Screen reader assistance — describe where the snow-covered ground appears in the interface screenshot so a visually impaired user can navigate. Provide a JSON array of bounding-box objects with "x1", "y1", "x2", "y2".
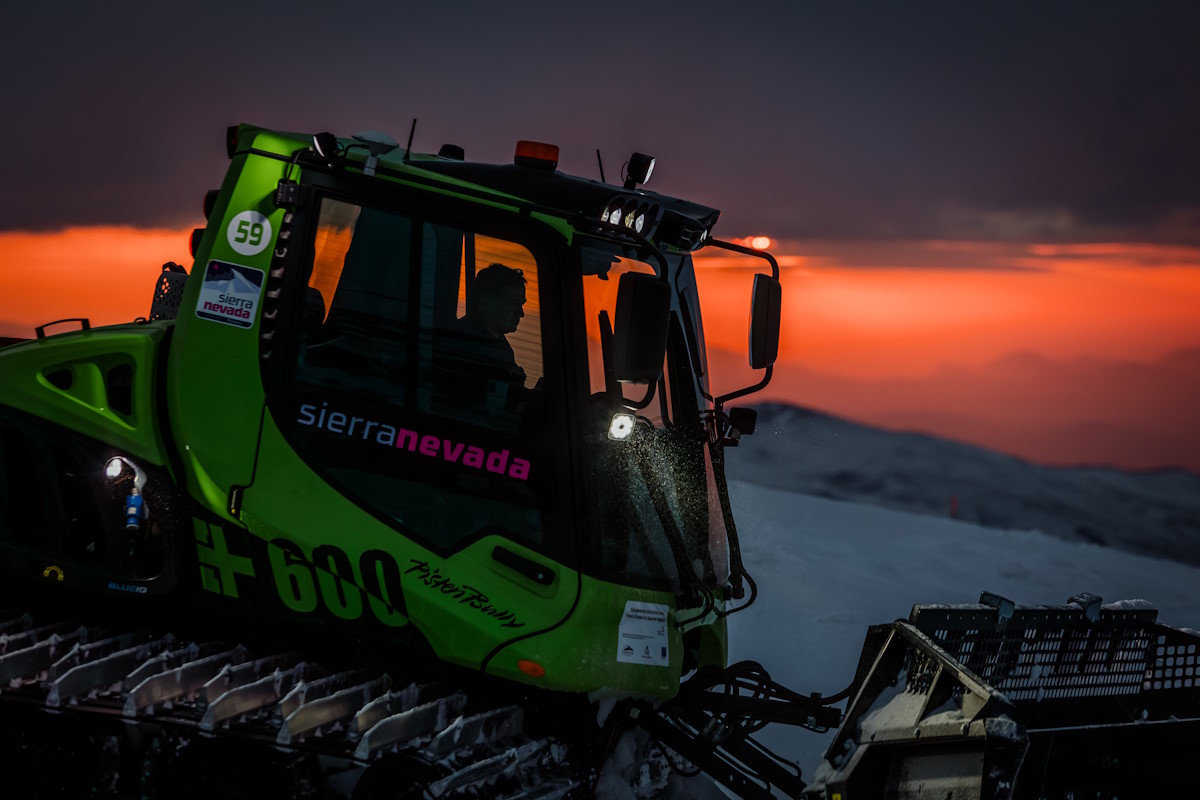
[
  {"x1": 724, "y1": 479, "x2": 1200, "y2": 785},
  {"x1": 622, "y1": 406, "x2": 1200, "y2": 795}
]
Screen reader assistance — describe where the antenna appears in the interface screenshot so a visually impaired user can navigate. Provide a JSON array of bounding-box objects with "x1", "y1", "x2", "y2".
[
  {"x1": 404, "y1": 118, "x2": 417, "y2": 163},
  {"x1": 596, "y1": 149, "x2": 607, "y2": 183}
]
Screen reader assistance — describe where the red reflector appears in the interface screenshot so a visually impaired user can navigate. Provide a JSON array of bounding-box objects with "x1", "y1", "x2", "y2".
[
  {"x1": 514, "y1": 140, "x2": 559, "y2": 170},
  {"x1": 517, "y1": 659, "x2": 546, "y2": 678},
  {"x1": 190, "y1": 228, "x2": 205, "y2": 257}
]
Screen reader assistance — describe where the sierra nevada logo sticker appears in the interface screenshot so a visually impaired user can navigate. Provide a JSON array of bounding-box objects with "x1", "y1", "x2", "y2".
[{"x1": 196, "y1": 260, "x2": 265, "y2": 329}]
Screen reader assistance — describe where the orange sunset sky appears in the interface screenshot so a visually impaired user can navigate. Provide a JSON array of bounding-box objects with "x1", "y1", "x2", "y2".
[
  {"x1": 4, "y1": 3, "x2": 1197, "y2": 473},
  {"x1": 2, "y1": 227, "x2": 1197, "y2": 472}
]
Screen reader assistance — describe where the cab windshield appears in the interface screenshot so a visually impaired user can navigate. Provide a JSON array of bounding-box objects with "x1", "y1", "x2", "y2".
[{"x1": 577, "y1": 239, "x2": 731, "y2": 594}]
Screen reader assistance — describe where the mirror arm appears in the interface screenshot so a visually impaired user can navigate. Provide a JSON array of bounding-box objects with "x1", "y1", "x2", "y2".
[
  {"x1": 700, "y1": 238, "x2": 780, "y2": 411},
  {"x1": 712, "y1": 364, "x2": 773, "y2": 411},
  {"x1": 704, "y1": 237, "x2": 780, "y2": 280}
]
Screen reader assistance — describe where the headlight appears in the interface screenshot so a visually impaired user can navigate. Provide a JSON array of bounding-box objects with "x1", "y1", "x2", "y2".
[
  {"x1": 608, "y1": 413, "x2": 636, "y2": 441},
  {"x1": 105, "y1": 457, "x2": 127, "y2": 481},
  {"x1": 104, "y1": 455, "x2": 147, "y2": 491}
]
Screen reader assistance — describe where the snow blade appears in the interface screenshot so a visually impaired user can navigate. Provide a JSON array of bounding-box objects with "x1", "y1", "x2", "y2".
[{"x1": 808, "y1": 596, "x2": 1200, "y2": 799}]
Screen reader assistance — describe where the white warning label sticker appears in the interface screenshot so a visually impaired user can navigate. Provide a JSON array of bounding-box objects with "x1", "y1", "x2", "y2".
[{"x1": 617, "y1": 601, "x2": 670, "y2": 667}]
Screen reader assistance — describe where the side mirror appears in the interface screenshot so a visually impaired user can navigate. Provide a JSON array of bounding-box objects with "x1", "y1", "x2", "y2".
[
  {"x1": 612, "y1": 272, "x2": 671, "y2": 383},
  {"x1": 749, "y1": 273, "x2": 781, "y2": 370}
]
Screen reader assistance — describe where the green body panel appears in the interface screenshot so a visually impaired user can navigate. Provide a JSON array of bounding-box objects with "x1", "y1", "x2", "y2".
[
  {"x1": 0, "y1": 324, "x2": 170, "y2": 466},
  {"x1": 167, "y1": 141, "x2": 293, "y2": 519},
  {"x1": 239, "y1": 410, "x2": 683, "y2": 698},
  {"x1": 486, "y1": 574, "x2": 689, "y2": 699},
  {"x1": 695, "y1": 612, "x2": 730, "y2": 670},
  {"x1": 241, "y1": 411, "x2": 576, "y2": 661},
  {"x1": 0, "y1": 123, "x2": 746, "y2": 707}
]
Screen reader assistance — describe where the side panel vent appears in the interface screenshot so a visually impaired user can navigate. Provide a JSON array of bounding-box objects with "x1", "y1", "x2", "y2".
[
  {"x1": 46, "y1": 369, "x2": 73, "y2": 390},
  {"x1": 106, "y1": 363, "x2": 133, "y2": 416},
  {"x1": 40, "y1": 356, "x2": 138, "y2": 421}
]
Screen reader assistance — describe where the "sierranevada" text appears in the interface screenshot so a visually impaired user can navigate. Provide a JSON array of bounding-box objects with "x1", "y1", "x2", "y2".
[{"x1": 297, "y1": 401, "x2": 531, "y2": 480}]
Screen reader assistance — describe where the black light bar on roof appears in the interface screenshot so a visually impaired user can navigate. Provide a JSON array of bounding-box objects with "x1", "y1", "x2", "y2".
[{"x1": 600, "y1": 196, "x2": 661, "y2": 237}]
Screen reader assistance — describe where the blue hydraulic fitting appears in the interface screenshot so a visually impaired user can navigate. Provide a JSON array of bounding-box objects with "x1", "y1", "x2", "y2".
[{"x1": 124, "y1": 489, "x2": 145, "y2": 532}]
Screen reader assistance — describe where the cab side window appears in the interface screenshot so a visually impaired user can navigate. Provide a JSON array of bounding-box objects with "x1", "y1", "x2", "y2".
[
  {"x1": 281, "y1": 196, "x2": 558, "y2": 555},
  {"x1": 294, "y1": 198, "x2": 545, "y2": 436},
  {"x1": 299, "y1": 202, "x2": 411, "y2": 402}
]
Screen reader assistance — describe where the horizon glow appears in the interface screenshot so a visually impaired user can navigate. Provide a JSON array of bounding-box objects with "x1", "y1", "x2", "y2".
[
  {"x1": 3, "y1": 226, "x2": 1199, "y2": 471},
  {"x1": 4, "y1": 227, "x2": 1199, "y2": 372}
]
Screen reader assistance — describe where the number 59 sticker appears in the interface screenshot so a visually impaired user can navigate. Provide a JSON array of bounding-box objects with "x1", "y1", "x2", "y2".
[{"x1": 226, "y1": 210, "x2": 273, "y2": 256}]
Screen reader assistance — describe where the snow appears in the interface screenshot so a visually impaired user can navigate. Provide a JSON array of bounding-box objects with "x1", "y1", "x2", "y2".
[
  {"x1": 1104, "y1": 598, "x2": 1155, "y2": 610},
  {"x1": 722, "y1": 478, "x2": 1200, "y2": 787},
  {"x1": 619, "y1": 407, "x2": 1200, "y2": 795},
  {"x1": 854, "y1": 670, "x2": 918, "y2": 740}
]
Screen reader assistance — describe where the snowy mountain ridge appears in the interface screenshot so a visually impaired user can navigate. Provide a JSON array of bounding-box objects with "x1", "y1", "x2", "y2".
[{"x1": 726, "y1": 403, "x2": 1200, "y2": 568}]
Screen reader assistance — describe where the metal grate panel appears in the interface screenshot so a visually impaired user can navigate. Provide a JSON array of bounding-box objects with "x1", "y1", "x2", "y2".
[
  {"x1": 1147, "y1": 625, "x2": 1199, "y2": 693},
  {"x1": 149, "y1": 267, "x2": 188, "y2": 321},
  {"x1": 910, "y1": 603, "x2": 1156, "y2": 701}
]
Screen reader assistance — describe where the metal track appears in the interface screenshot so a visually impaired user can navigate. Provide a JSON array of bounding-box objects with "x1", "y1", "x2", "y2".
[{"x1": 0, "y1": 611, "x2": 580, "y2": 799}]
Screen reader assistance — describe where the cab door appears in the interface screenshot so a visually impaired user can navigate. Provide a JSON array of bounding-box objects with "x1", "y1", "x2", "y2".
[{"x1": 239, "y1": 186, "x2": 582, "y2": 674}]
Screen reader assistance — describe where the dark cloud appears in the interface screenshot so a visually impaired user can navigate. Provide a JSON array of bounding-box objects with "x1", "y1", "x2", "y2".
[{"x1": 3, "y1": 1, "x2": 1197, "y2": 243}]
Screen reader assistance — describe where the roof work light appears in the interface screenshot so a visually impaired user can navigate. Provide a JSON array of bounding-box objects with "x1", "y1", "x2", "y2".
[
  {"x1": 600, "y1": 197, "x2": 660, "y2": 238},
  {"x1": 624, "y1": 153, "x2": 655, "y2": 189}
]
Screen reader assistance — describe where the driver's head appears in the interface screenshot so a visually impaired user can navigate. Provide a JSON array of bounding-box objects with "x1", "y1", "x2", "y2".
[{"x1": 471, "y1": 263, "x2": 527, "y2": 336}]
